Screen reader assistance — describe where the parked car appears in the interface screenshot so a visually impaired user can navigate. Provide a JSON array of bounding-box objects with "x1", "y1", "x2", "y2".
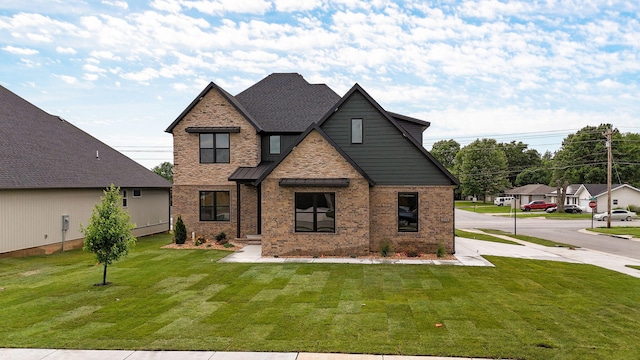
[
  {"x1": 546, "y1": 204, "x2": 583, "y2": 214},
  {"x1": 494, "y1": 196, "x2": 514, "y2": 206},
  {"x1": 593, "y1": 209, "x2": 638, "y2": 221},
  {"x1": 520, "y1": 200, "x2": 556, "y2": 212}
]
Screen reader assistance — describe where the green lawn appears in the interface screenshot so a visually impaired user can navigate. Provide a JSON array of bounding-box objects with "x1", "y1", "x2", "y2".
[
  {"x1": 1, "y1": 234, "x2": 639, "y2": 359},
  {"x1": 479, "y1": 229, "x2": 576, "y2": 248},
  {"x1": 588, "y1": 227, "x2": 640, "y2": 237}
]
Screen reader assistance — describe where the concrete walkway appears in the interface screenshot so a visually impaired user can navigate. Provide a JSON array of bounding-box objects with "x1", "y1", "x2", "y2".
[
  {"x1": 0, "y1": 349, "x2": 491, "y2": 360},
  {"x1": 220, "y1": 235, "x2": 640, "y2": 278}
]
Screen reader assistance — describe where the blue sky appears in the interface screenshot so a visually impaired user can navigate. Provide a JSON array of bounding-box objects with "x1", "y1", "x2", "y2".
[{"x1": 1, "y1": 0, "x2": 639, "y2": 169}]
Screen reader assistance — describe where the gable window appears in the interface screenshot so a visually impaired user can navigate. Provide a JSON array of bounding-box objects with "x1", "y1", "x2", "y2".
[
  {"x1": 351, "y1": 118, "x2": 363, "y2": 144},
  {"x1": 200, "y1": 133, "x2": 230, "y2": 163},
  {"x1": 200, "y1": 191, "x2": 230, "y2": 221},
  {"x1": 398, "y1": 192, "x2": 418, "y2": 232},
  {"x1": 295, "y1": 192, "x2": 335, "y2": 232},
  {"x1": 270, "y1": 135, "x2": 281, "y2": 155}
]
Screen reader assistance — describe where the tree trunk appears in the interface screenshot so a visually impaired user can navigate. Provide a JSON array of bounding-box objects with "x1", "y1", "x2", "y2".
[{"x1": 102, "y1": 264, "x2": 108, "y2": 285}]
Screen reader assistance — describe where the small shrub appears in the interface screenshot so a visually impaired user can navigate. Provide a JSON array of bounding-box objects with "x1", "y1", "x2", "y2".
[
  {"x1": 628, "y1": 204, "x2": 639, "y2": 213},
  {"x1": 379, "y1": 240, "x2": 392, "y2": 257},
  {"x1": 215, "y1": 232, "x2": 228, "y2": 244},
  {"x1": 174, "y1": 216, "x2": 186, "y2": 245},
  {"x1": 405, "y1": 247, "x2": 419, "y2": 258},
  {"x1": 195, "y1": 236, "x2": 206, "y2": 246},
  {"x1": 223, "y1": 243, "x2": 235, "y2": 248},
  {"x1": 437, "y1": 244, "x2": 446, "y2": 258}
]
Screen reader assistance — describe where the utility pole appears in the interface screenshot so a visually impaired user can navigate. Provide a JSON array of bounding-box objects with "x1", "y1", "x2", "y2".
[{"x1": 604, "y1": 127, "x2": 613, "y2": 229}]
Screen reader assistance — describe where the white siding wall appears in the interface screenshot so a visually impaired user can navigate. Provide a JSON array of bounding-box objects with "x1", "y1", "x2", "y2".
[{"x1": 0, "y1": 188, "x2": 170, "y2": 254}]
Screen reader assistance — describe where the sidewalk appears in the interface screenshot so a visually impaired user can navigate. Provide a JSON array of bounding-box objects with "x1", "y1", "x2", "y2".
[{"x1": 0, "y1": 349, "x2": 491, "y2": 360}]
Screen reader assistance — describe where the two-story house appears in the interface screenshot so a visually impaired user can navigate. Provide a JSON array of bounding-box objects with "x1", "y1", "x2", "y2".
[{"x1": 166, "y1": 73, "x2": 458, "y2": 256}]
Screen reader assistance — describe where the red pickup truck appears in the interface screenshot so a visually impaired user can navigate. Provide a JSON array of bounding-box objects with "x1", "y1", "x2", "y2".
[{"x1": 520, "y1": 200, "x2": 556, "y2": 212}]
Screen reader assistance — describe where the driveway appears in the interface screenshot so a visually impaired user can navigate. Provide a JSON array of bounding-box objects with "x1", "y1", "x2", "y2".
[{"x1": 455, "y1": 209, "x2": 640, "y2": 260}]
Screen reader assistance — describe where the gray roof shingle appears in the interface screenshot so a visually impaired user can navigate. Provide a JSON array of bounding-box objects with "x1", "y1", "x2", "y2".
[
  {"x1": 235, "y1": 73, "x2": 340, "y2": 132},
  {"x1": 0, "y1": 85, "x2": 171, "y2": 189}
]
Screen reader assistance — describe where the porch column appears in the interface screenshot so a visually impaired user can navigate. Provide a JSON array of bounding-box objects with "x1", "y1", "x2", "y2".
[
  {"x1": 257, "y1": 184, "x2": 262, "y2": 235},
  {"x1": 236, "y1": 182, "x2": 241, "y2": 239}
]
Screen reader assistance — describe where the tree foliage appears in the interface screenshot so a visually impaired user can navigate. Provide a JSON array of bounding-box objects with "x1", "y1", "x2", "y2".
[
  {"x1": 430, "y1": 139, "x2": 460, "y2": 171},
  {"x1": 82, "y1": 184, "x2": 136, "y2": 285},
  {"x1": 454, "y1": 139, "x2": 510, "y2": 200},
  {"x1": 552, "y1": 124, "x2": 610, "y2": 185},
  {"x1": 152, "y1": 161, "x2": 174, "y2": 182},
  {"x1": 499, "y1": 141, "x2": 542, "y2": 186}
]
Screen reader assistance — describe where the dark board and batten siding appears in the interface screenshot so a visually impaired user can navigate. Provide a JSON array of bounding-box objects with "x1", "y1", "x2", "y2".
[
  {"x1": 321, "y1": 91, "x2": 452, "y2": 186},
  {"x1": 261, "y1": 134, "x2": 299, "y2": 162}
]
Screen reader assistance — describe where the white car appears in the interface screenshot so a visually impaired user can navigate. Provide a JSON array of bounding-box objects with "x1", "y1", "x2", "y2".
[
  {"x1": 593, "y1": 209, "x2": 638, "y2": 222},
  {"x1": 494, "y1": 196, "x2": 514, "y2": 206}
]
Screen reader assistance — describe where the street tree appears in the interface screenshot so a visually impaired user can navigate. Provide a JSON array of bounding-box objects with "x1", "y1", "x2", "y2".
[
  {"x1": 152, "y1": 161, "x2": 173, "y2": 182},
  {"x1": 552, "y1": 125, "x2": 610, "y2": 185},
  {"x1": 430, "y1": 139, "x2": 460, "y2": 171},
  {"x1": 82, "y1": 184, "x2": 136, "y2": 286},
  {"x1": 499, "y1": 141, "x2": 542, "y2": 186},
  {"x1": 454, "y1": 138, "x2": 510, "y2": 202}
]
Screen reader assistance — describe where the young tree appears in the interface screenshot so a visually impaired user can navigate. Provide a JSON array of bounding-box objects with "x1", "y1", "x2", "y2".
[
  {"x1": 152, "y1": 161, "x2": 173, "y2": 182},
  {"x1": 82, "y1": 184, "x2": 136, "y2": 286}
]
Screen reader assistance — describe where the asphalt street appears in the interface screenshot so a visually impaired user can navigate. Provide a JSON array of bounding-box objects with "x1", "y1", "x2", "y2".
[{"x1": 455, "y1": 208, "x2": 640, "y2": 260}]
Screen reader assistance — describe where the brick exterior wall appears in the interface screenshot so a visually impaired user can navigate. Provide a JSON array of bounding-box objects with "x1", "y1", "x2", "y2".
[
  {"x1": 261, "y1": 130, "x2": 370, "y2": 256},
  {"x1": 369, "y1": 186, "x2": 455, "y2": 254},
  {"x1": 170, "y1": 87, "x2": 260, "y2": 241}
]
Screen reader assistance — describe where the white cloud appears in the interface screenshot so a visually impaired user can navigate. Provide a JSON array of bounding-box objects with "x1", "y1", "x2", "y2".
[
  {"x1": 89, "y1": 50, "x2": 121, "y2": 60},
  {"x1": 102, "y1": 0, "x2": 129, "y2": 9},
  {"x1": 56, "y1": 46, "x2": 77, "y2": 54},
  {"x1": 120, "y1": 67, "x2": 160, "y2": 82},
  {"x1": 275, "y1": 0, "x2": 323, "y2": 12},
  {"x1": 53, "y1": 74, "x2": 78, "y2": 84},
  {"x1": 184, "y1": 0, "x2": 272, "y2": 15},
  {"x1": 2, "y1": 45, "x2": 38, "y2": 55},
  {"x1": 84, "y1": 73, "x2": 100, "y2": 81}
]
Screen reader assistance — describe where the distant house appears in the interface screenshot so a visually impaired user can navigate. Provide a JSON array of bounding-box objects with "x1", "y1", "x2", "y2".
[
  {"x1": 505, "y1": 184, "x2": 555, "y2": 204},
  {"x1": 573, "y1": 184, "x2": 640, "y2": 213},
  {"x1": 0, "y1": 85, "x2": 172, "y2": 257},
  {"x1": 166, "y1": 73, "x2": 458, "y2": 256},
  {"x1": 546, "y1": 184, "x2": 582, "y2": 206}
]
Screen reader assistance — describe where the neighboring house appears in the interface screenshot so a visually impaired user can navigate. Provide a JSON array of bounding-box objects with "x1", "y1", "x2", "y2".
[
  {"x1": 546, "y1": 184, "x2": 582, "y2": 206},
  {"x1": 166, "y1": 73, "x2": 459, "y2": 256},
  {"x1": 0, "y1": 85, "x2": 172, "y2": 257},
  {"x1": 505, "y1": 184, "x2": 555, "y2": 205},
  {"x1": 573, "y1": 184, "x2": 640, "y2": 213}
]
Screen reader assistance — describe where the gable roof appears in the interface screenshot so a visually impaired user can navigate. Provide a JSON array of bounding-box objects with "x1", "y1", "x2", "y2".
[
  {"x1": 254, "y1": 123, "x2": 375, "y2": 186},
  {"x1": 317, "y1": 84, "x2": 459, "y2": 186},
  {"x1": 235, "y1": 73, "x2": 340, "y2": 132},
  {"x1": 165, "y1": 81, "x2": 263, "y2": 133},
  {"x1": 576, "y1": 184, "x2": 632, "y2": 197},
  {"x1": 0, "y1": 85, "x2": 171, "y2": 190},
  {"x1": 506, "y1": 184, "x2": 555, "y2": 195}
]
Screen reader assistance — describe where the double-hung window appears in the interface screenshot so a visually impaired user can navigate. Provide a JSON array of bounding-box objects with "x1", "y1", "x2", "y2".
[
  {"x1": 200, "y1": 133, "x2": 230, "y2": 163},
  {"x1": 295, "y1": 193, "x2": 335, "y2": 232},
  {"x1": 200, "y1": 191, "x2": 230, "y2": 221},
  {"x1": 398, "y1": 192, "x2": 418, "y2": 232}
]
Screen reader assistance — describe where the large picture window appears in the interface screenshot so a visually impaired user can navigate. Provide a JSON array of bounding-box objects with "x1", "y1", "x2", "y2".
[
  {"x1": 295, "y1": 192, "x2": 335, "y2": 232},
  {"x1": 200, "y1": 191, "x2": 230, "y2": 221},
  {"x1": 200, "y1": 133, "x2": 230, "y2": 163},
  {"x1": 398, "y1": 192, "x2": 418, "y2": 232}
]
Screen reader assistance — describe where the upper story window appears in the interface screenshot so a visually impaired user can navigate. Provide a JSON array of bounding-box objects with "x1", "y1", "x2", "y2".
[
  {"x1": 200, "y1": 133, "x2": 230, "y2": 163},
  {"x1": 351, "y1": 118, "x2": 363, "y2": 144},
  {"x1": 122, "y1": 190, "x2": 128, "y2": 207},
  {"x1": 270, "y1": 135, "x2": 281, "y2": 155},
  {"x1": 133, "y1": 189, "x2": 141, "y2": 197}
]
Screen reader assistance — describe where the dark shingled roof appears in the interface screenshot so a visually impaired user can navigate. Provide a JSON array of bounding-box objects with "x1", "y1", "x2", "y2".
[
  {"x1": 235, "y1": 73, "x2": 340, "y2": 132},
  {"x1": 0, "y1": 85, "x2": 171, "y2": 190}
]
